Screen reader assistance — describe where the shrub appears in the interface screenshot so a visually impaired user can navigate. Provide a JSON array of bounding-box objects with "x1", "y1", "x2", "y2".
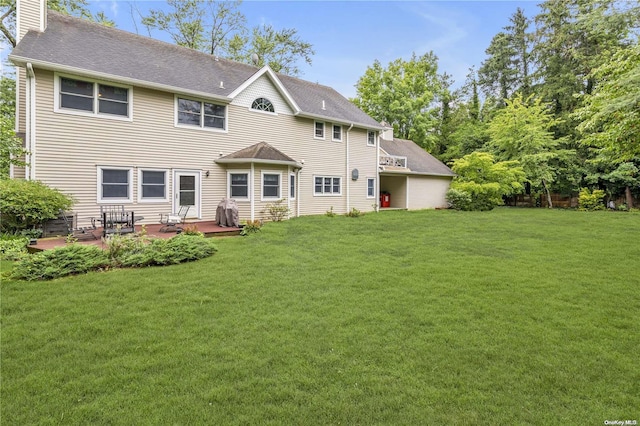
[
  {"x1": 181, "y1": 224, "x2": 204, "y2": 237},
  {"x1": 446, "y1": 188, "x2": 473, "y2": 210},
  {"x1": 120, "y1": 234, "x2": 217, "y2": 267},
  {"x1": 345, "y1": 207, "x2": 364, "y2": 217},
  {"x1": 240, "y1": 220, "x2": 262, "y2": 236},
  {"x1": 325, "y1": 207, "x2": 336, "y2": 217},
  {"x1": 263, "y1": 199, "x2": 290, "y2": 221},
  {"x1": 102, "y1": 233, "x2": 149, "y2": 265},
  {"x1": 11, "y1": 244, "x2": 110, "y2": 281},
  {"x1": 578, "y1": 188, "x2": 606, "y2": 211},
  {"x1": 0, "y1": 179, "x2": 73, "y2": 233},
  {"x1": 0, "y1": 234, "x2": 29, "y2": 261}
]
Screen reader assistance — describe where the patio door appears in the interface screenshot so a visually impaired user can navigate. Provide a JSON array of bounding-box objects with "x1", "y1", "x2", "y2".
[{"x1": 174, "y1": 171, "x2": 200, "y2": 218}]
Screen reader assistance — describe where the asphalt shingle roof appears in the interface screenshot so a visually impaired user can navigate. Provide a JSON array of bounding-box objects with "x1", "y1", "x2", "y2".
[
  {"x1": 218, "y1": 142, "x2": 298, "y2": 164},
  {"x1": 380, "y1": 138, "x2": 456, "y2": 177},
  {"x1": 10, "y1": 12, "x2": 381, "y2": 129}
]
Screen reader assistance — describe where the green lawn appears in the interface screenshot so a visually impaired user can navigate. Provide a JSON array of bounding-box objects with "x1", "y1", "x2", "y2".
[{"x1": 2, "y1": 208, "x2": 639, "y2": 424}]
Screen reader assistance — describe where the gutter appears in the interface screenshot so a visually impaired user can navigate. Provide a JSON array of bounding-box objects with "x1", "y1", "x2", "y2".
[
  {"x1": 215, "y1": 158, "x2": 303, "y2": 169},
  {"x1": 296, "y1": 111, "x2": 384, "y2": 132}
]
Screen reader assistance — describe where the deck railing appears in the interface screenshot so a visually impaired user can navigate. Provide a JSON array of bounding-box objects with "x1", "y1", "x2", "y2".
[{"x1": 379, "y1": 155, "x2": 407, "y2": 168}]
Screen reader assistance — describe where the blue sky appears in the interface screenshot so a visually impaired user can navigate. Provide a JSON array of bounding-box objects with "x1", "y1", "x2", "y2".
[{"x1": 5, "y1": 1, "x2": 541, "y2": 98}]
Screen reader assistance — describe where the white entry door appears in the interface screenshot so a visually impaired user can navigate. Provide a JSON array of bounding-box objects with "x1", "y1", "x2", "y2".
[{"x1": 174, "y1": 171, "x2": 200, "y2": 218}]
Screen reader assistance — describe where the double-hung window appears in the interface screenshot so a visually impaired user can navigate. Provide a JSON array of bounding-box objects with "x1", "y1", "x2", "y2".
[
  {"x1": 98, "y1": 167, "x2": 132, "y2": 202},
  {"x1": 367, "y1": 178, "x2": 376, "y2": 198},
  {"x1": 315, "y1": 121, "x2": 325, "y2": 139},
  {"x1": 262, "y1": 172, "x2": 281, "y2": 199},
  {"x1": 139, "y1": 169, "x2": 168, "y2": 202},
  {"x1": 332, "y1": 125, "x2": 342, "y2": 141},
  {"x1": 314, "y1": 176, "x2": 341, "y2": 195},
  {"x1": 58, "y1": 76, "x2": 130, "y2": 118},
  {"x1": 367, "y1": 131, "x2": 376, "y2": 146},
  {"x1": 229, "y1": 172, "x2": 249, "y2": 199},
  {"x1": 177, "y1": 97, "x2": 226, "y2": 130}
]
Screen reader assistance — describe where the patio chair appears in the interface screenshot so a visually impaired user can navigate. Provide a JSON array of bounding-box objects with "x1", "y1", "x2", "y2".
[
  {"x1": 102, "y1": 208, "x2": 136, "y2": 237},
  {"x1": 60, "y1": 210, "x2": 98, "y2": 240},
  {"x1": 159, "y1": 205, "x2": 190, "y2": 233}
]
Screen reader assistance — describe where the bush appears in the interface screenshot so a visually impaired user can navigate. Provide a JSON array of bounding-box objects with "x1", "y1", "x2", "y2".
[
  {"x1": 0, "y1": 179, "x2": 73, "y2": 233},
  {"x1": 0, "y1": 234, "x2": 29, "y2": 261},
  {"x1": 345, "y1": 207, "x2": 364, "y2": 217},
  {"x1": 325, "y1": 207, "x2": 336, "y2": 217},
  {"x1": 446, "y1": 186, "x2": 499, "y2": 211},
  {"x1": 578, "y1": 188, "x2": 606, "y2": 211},
  {"x1": 120, "y1": 234, "x2": 217, "y2": 267},
  {"x1": 263, "y1": 199, "x2": 290, "y2": 221},
  {"x1": 11, "y1": 244, "x2": 110, "y2": 281},
  {"x1": 240, "y1": 220, "x2": 262, "y2": 236}
]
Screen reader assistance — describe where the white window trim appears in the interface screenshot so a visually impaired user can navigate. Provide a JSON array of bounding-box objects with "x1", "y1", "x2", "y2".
[
  {"x1": 54, "y1": 73, "x2": 133, "y2": 121},
  {"x1": 289, "y1": 173, "x2": 296, "y2": 200},
  {"x1": 367, "y1": 131, "x2": 377, "y2": 146},
  {"x1": 138, "y1": 168, "x2": 170, "y2": 203},
  {"x1": 367, "y1": 177, "x2": 376, "y2": 198},
  {"x1": 313, "y1": 175, "x2": 342, "y2": 197},
  {"x1": 314, "y1": 121, "x2": 325, "y2": 140},
  {"x1": 332, "y1": 124, "x2": 343, "y2": 142},
  {"x1": 227, "y1": 169, "x2": 251, "y2": 201},
  {"x1": 261, "y1": 170, "x2": 282, "y2": 201},
  {"x1": 96, "y1": 166, "x2": 133, "y2": 203},
  {"x1": 174, "y1": 95, "x2": 228, "y2": 133}
]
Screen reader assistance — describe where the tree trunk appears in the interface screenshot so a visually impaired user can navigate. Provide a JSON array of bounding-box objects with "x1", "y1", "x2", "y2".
[
  {"x1": 542, "y1": 179, "x2": 553, "y2": 208},
  {"x1": 625, "y1": 185, "x2": 634, "y2": 209}
]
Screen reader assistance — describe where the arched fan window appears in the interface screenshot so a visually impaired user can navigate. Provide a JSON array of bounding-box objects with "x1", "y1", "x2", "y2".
[{"x1": 251, "y1": 97, "x2": 275, "y2": 113}]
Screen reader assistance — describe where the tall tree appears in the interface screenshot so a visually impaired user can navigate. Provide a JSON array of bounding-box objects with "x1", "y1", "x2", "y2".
[
  {"x1": 353, "y1": 52, "x2": 446, "y2": 151},
  {"x1": 487, "y1": 94, "x2": 572, "y2": 207},
  {"x1": 0, "y1": 75, "x2": 27, "y2": 178},
  {"x1": 0, "y1": 0, "x2": 113, "y2": 48},
  {"x1": 478, "y1": 32, "x2": 517, "y2": 101},
  {"x1": 226, "y1": 24, "x2": 314, "y2": 76},
  {"x1": 142, "y1": 0, "x2": 246, "y2": 56},
  {"x1": 142, "y1": 1, "x2": 313, "y2": 76},
  {"x1": 574, "y1": 41, "x2": 640, "y2": 206},
  {"x1": 505, "y1": 8, "x2": 534, "y2": 97}
]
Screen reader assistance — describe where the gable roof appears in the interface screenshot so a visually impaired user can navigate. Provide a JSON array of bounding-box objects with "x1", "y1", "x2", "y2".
[
  {"x1": 10, "y1": 11, "x2": 382, "y2": 130},
  {"x1": 380, "y1": 138, "x2": 456, "y2": 177},
  {"x1": 215, "y1": 142, "x2": 302, "y2": 168}
]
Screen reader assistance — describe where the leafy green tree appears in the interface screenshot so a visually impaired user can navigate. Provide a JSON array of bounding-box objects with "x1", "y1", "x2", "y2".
[
  {"x1": 447, "y1": 152, "x2": 525, "y2": 211},
  {"x1": 0, "y1": 75, "x2": 26, "y2": 178},
  {"x1": 143, "y1": 0, "x2": 313, "y2": 76},
  {"x1": 478, "y1": 32, "x2": 517, "y2": 101},
  {"x1": 142, "y1": 0, "x2": 246, "y2": 56},
  {"x1": 487, "y1": 94, "x2": 573, "y2": 207},
  {"x1": 353, "y1": 52, "x2": 446, "y2": 151},
  {"x1": 226, "y1": 24, "x2": 314, "y2": 76},
  {"x1": 1, "y1": 0, "x2": 113, "y2": 48}
]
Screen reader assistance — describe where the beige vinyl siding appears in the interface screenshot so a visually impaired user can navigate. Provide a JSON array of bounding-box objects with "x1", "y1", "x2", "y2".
[
  {"x1": 380, "y1": 175, "x2": 408, "y2": 209},
  {"x1": 407, "y1": 176, "x2": 452, "y2": 210},
  {"x1": 346, "y1": 128, "x2": 378, "y2": 213},
  {"x1": 31, "y1": 68, "x2": 378, "y2": 223},
  {"x1": 17, "y1": 1, "x2": 44, "y2": 41}
]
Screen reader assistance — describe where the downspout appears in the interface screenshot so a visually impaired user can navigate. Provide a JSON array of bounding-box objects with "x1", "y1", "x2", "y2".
[
  {"x1": 346, "y1": 123, "x2": 353, "y2": 212},
  {"x1": 376, "y1": 130, "x2": 380, "y2": 212},
  {"x1": 250, "y1": 163, "x2": 255, "y2": 221},
  {"x1": 26, "y1": 63, "x2": 36, "y2": 180},
  {"x1": 287, "y1": 165, "x2": 291, "y2": 218},
  {"x1": 296, "y1": 167, "x2": 301, "y2": 217}
]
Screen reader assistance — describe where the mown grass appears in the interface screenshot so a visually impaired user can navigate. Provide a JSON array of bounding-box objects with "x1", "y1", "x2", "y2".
[{"x1": 1, "y1": 208, "x2": 639, "y2": 424}]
